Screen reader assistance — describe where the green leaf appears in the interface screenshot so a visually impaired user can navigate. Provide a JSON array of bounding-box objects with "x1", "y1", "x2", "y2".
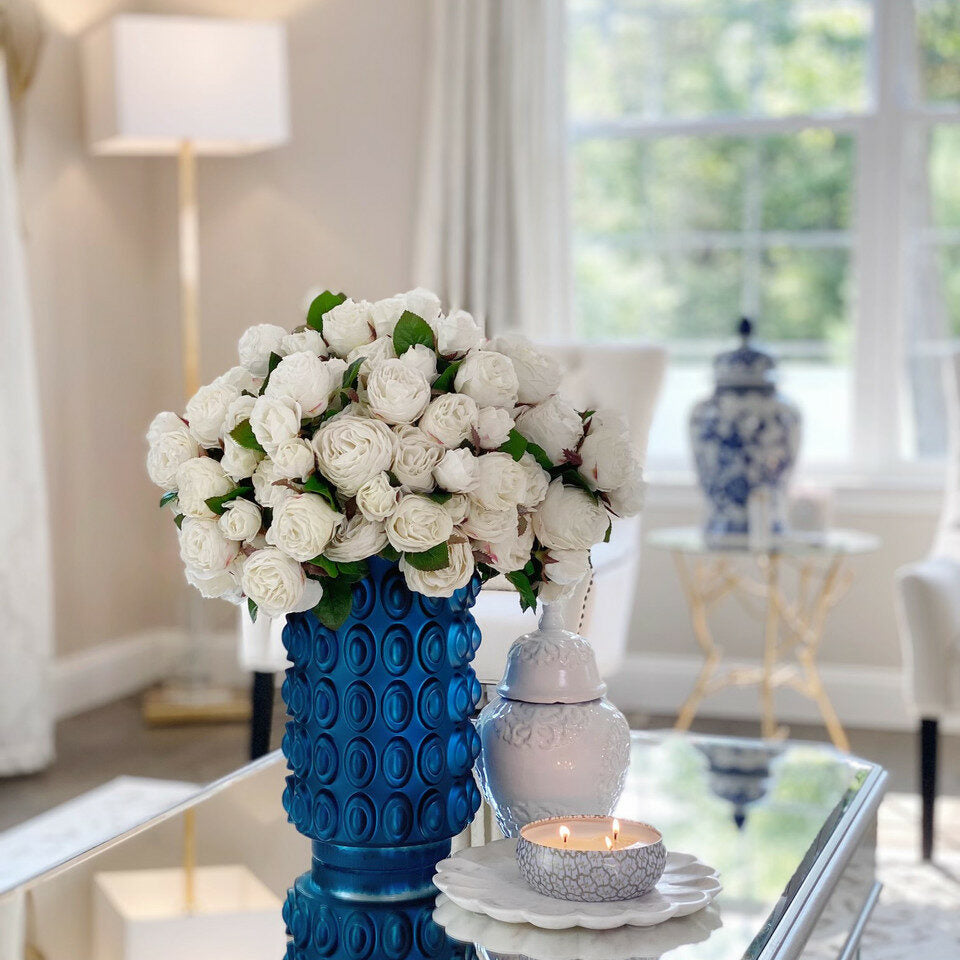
[
  {"x1": 302, "y1": 473, "x2": 339, "y2": 511},
  {"x1": 308, "y1": 555, "x2": 339, "y2": 577},
  {"x1": 247, "y1": 598, "x2": 258, "y2": 623},
  {"x1": 258, "y1": 352, "x2": 283, "y2": 395},
  {"x1": 403, "y1": 541, "x2": 450, "y2": 572},
  {"x1": 604, "y1": 522, "x2": 612, "y2": 543},
  {"x1": 555, "y1": 466, "x2": 599, "y2": 500},
  {"x1": 432, "y1": 359, "x2": 462, "y2": 392},
  {"x1": 312, "y1": 577, "x2": 354, "y2": 630},
  {"x1": 427, "y1": 491, "x2": 453, "y2": 504},
  {"x1": 498, "y1": 428, "x2": 528, "y2": 462},
  {"x1": 379, "y1": 544, "x2": 402, "y2": 562},
  {"x1": 337, "y1": 560, "x2": 369, "y2": 583},
  {"x1": 581, "y1": 409, "x2": 596, "y2": 421},
  {"x1": 525, "y1": 439, "x2": 554, "y2": 471},
  {"x1": 230, "y1": 419, "x2": 266, "y2": 453},
  {"x1": 475, "y1": 561, "x2": 500, "y2": 583},
  {"x1": 341, "y1": 356, "x2": 365, "y2": 390},
  {"x1": 173, "y1": 513, "x2": 185, "y2": 529},
  {"x1": 204, "y1": 486, "x2": 254, "y2": 516},
  {"x1": 393, "y1": 311, "x2": 435, "y2": 356},
  {"x1": 159, "y1": 490, "x2": 179, "y2": 509},
  {"x1": 306, "y1": 290, "x2": 346, "y2": 332},
  {"x1": 506, "y1": 570, "x2": 538, "y2": 612}
]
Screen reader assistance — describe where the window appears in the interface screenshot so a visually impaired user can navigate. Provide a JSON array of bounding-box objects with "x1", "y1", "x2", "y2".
[{"x1": 568, "y1": 0, "x2": 960, "y2": 477}]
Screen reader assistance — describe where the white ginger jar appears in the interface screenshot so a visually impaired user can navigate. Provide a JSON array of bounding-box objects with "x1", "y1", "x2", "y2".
[{"x1": 474, "y1": 605, "x2": 631, "y2": 838}]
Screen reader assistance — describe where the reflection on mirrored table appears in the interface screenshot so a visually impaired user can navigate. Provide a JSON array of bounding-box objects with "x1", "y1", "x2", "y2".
[{"x1": 1, "y1": 731, "x2": 885, "y2": 960}]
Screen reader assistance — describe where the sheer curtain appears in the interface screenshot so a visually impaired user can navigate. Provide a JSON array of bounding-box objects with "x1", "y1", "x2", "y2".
[
  {"x1": 0, "y1": 1, "x2": 52, "y2": 775},
  {"x1": 414, "y1": 0, "x2": 571, "y2": 337}
]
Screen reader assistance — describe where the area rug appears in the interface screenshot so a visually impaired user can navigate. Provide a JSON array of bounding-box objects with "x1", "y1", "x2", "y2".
[{"x1": 0, "y1": 775, "x2": 197, "y2": 893}]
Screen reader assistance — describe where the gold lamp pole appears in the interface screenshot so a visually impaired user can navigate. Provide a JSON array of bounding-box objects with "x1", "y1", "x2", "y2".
[{"x1": 178, "y1": 141, "x2": 201, "y2": 401}]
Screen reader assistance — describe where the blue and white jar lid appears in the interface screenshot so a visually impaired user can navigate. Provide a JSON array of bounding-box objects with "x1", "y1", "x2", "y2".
[{"x1": 713, "y1": 318, "x2": 777, "y2": 389}]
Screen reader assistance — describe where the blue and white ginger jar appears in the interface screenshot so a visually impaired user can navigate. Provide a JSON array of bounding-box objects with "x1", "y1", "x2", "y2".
[{"x1": 689, "y1": 319, "x2": 801, "y2": 539}]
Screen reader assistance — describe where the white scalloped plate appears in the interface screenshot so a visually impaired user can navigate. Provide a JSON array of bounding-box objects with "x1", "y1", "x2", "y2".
[{"x1": 434, "y1": 840, "x2": 721, "y2": 931}]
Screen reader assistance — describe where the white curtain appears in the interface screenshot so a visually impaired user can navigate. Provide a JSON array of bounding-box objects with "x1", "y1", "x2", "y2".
[
  {"x1": 0, "y1": 8, "x2": 53, "y2": 775},
  {"x1": 414, "y1": 0, "x2": 571, "y2": 337}
]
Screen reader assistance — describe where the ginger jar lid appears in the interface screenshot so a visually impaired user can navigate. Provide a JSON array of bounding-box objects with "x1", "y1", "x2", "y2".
[
  {"x1": 496, "y1": 605, "x2": 607, "y2": 704},
  {"x1": 714, "y1": 318, "x2": 777, "y2": 389}
]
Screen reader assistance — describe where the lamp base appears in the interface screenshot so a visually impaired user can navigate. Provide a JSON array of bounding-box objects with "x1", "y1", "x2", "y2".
[{"x1": 143, "y1": 682, "x2": 251, "y2": 726}]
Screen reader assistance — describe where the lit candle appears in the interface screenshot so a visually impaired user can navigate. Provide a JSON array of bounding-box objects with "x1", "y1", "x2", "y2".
[{"x1": 516, "y1": 815, "x2": 667, "y2": 902}]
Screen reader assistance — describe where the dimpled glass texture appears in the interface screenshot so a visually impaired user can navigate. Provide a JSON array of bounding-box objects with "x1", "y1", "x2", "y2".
[{"x1": 281, "y1": 557, "x2": 483, "y2": 956}]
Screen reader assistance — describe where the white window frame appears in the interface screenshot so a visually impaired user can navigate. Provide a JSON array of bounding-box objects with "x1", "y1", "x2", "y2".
[{"x1": 568, "y1": 0, "x2": 960, "y2": 485}]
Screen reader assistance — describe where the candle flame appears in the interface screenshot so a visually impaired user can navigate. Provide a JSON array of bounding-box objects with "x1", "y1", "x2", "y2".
[
  {"x1": 612, "y1": 818, "x2": 620, "y2": 841},
  {"x1": 559, "y1": 825, "x2": 571, "y2": 845},
  {"x1": 605, "y1": 835, "x2": 613, "y2": 851}
]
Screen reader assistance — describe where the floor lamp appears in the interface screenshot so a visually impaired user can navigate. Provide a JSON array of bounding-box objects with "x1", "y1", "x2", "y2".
[{"x1": 82, "y1": 14, "x2": 290, "y2": 723}]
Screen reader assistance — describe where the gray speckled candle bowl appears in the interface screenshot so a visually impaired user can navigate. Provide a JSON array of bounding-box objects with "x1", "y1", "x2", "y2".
[{"x1": 516, "y1": 816, "x2": 667, "y2": 902}]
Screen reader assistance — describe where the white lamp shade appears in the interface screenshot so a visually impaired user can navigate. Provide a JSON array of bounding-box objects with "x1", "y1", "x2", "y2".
[{"x1": 82, "y1": 14, "x2": 289, "y2": 156}]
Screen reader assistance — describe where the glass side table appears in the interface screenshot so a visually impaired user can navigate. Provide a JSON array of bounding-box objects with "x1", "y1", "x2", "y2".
[
  {"x1": 1, "y1": 731, "x2": 886, "y2": 960},
  {"x1": 646, "y1": 528, "x2": 881, "y2": 751}
]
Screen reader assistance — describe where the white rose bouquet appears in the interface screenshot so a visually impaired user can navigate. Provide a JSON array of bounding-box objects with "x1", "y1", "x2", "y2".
[{"x1": 147, "y1": 288, "x2": 646, "y2": 629}]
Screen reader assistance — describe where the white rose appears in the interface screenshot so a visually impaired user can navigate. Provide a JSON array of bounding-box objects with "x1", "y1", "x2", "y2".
[
  {"x1": 217, "y1": 365, "x2": 261, "y2": 394},
  {"x1": 578, "y1": 413, "x2": 636, "y2": 491},
  {"x1": 147, "y1": 411, "x2": 186, "y2": 445},
  {"x1": 264, "y1": 351, "x2": 332, "y2": 417},
  {"x1": 403, "y1": 287, "x2": 442, "y2": 327},
  {"x1": 365, "y1": 359, "x2": 431, "y2": 425},
  {"x1": 386, "y1": 495, "x2": 454, "y2": 553},
  {"x1": 223, "y1": 394, "x2": 257, "y2": 434},
  {"x1": 356, "y1": 472, "x2": 400, "y2": 521},
  {"x1": 279, "y1": 329, "x2": 327, "y2": 358},
  {"x1": 606, "y1": 465, "x2": 646, "y2": 517},
  {"x1": 489, "y1": 334, "x2": 561, "y2": 404},
  {"x1": 176, "y1": 457, "x2": 234, "y2": 519},
  {"x1": 252, "y1": 457, "x2": 297, "y2": 509},
  {"x1": 485, "y1": 524, "x2": 535, "y2": 575},
  {"x1": 392, "y1": 425, "x2": 443, "y2": 492},
  {"x1": 324, "y1": 357, "x2": 348, "y2": 392},
  {"x1": 460, "y1": 502, "x2": 517, "y2": 542},
  {"x1": 147, "y1": 428, "x2": 200, "y2": 491},
  {"x1": 473, "y1": 452, "x2": 528, "y2": 511},
  {"x1": 238, "y1": 324, "x2": 287, "y2": 376},
  {"x1": 538, "y1": 579, "x2": 578, "y2": 603},
  {"x1": 346, "y1": 336, "x2": 397, "y2": 379},
  {"x1": 312, "y1": 416, "x2": 397, "y2": 496},
  {"x1": 544, "y1": 548, "x2": 591, "y2": 586},
  {"x1": 434, "y1": 448, "x2": 479, "y2": 493},
  {"x1": 443, "y1": 494, "x2": 471, "y2": 525},
  {"x1": 221, "y1": 438, "x2": 262, "y2": 482},
  {"x1": 454, "y1": 349, "x2": 519, "y2": 408},
  {"x1": 218, "y1": 498, "x2": 262, "y2": 542},
  {"x1": 435, "y1": 309, "x2": 483, "y2": 356},
  {"x1": 266, "y1": 493, "x2": 343, "y2": 562},
  {"x1": 419, "y1": 393, "x2": 479, "y2": 447},
  {"x1": 532, "y1": 479, "x2": 610, "y2": 550},
  {"x1": 185, "y1": 381, "x2": 241, "y2": 448},
  {"x1": 186, "y1": 557, "x2": 245, "y2": 604},
  {"x1": 369, "y1": 296, "x2": 409, "y2": 337},
  {"x1": 324, "y1": 516, "x2": 388, "y2": 562},
  {"x1": 250, "y1": 395, "x2": 302, "y2": 455},
  {"x1": 518, "y1": 452, "x2": 550, "y2": 507},
  {"x1": 179, "y1": 516, "x2": 239, "y2": 574},
  {"x1": 400, "y1": 541, "x2": 474, "y2": 598},
  {"x1": 242, "y1": 547, "x2": 322, "y2": 617},
  {"x1": 399, "y1": 343, "x2": 438, "y2": 383},
  {"x1": 322, "y1": 299, "x2": 374, "y2": 356},
  {"x1": 515, "y1": 395, "x2": 583, "y2": 464},
  {"x1": 271, "y1": 437, "x2": 316, "y2": 480},
  {"x1": 475, "y1": 406, "x2": 514, "y2": 449}
]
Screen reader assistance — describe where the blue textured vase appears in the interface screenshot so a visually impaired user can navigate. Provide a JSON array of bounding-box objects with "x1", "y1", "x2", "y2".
[
  {"x1": 280, "y1": 556, "x2": 483, "y2": 957},
  {"x1": 689, "y1": 318, "x2": 801, "y2": 539}
]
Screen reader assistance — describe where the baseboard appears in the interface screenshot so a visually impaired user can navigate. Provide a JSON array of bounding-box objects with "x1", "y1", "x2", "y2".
[
  {"x1": 606, "y1": 652, "x2": 921, "y2": 732},
  {"x1": 51, "y1": 628, "x2": 244, "y2": 721}
]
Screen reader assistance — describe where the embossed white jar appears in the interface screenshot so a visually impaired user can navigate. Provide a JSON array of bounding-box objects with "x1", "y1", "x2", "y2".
[{"x1": 474, "y1": 606, "x2": 631, "y2": 837}]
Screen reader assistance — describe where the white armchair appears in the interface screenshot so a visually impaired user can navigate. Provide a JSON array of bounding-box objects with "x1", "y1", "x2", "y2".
[
  {"x1": 471, "y1": 342, "x2": 667, "y2": 685},
  {"x1": 895, "y1": 350, "x2": 960, "y2": 860}
]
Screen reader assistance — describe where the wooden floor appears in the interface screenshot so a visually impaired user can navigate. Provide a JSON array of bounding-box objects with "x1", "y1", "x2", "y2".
[{"x1": 0, "y1": 694, "x2": 956, "y2": 834}]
